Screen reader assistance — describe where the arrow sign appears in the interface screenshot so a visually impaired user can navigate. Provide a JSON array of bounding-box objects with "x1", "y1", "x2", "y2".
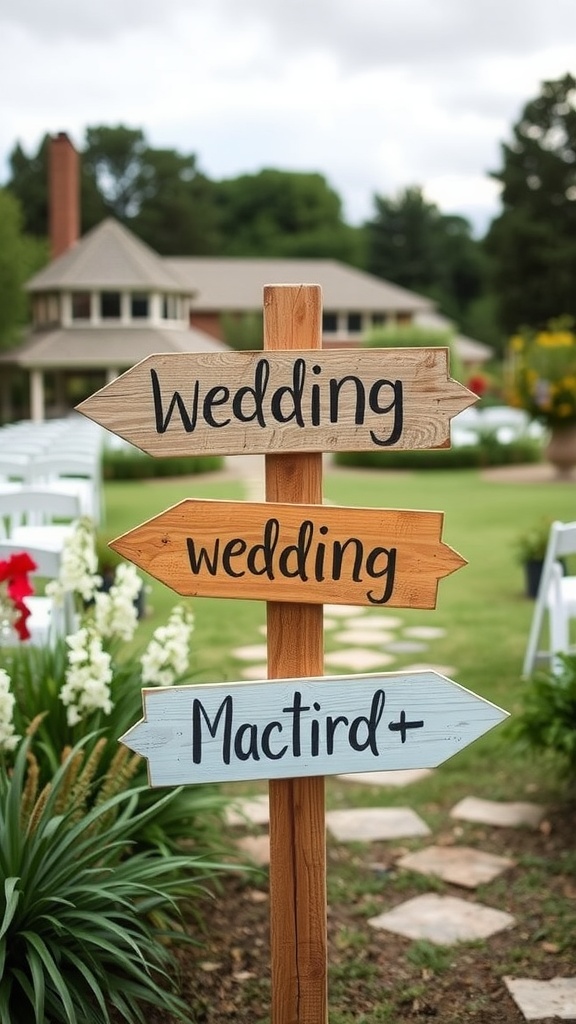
[
  {"x1": 120, "y1": 670, "x2": 509, "y2": 787},
  {"x1": 110, "y1": 500, "x2": 466, "y2": 609},
  {"x1": 76, "y1": 349, "x2": 476, "y2": 457}
]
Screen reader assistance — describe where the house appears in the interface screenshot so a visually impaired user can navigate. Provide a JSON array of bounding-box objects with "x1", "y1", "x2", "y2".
[{"x1": 0, "y1": 133, "x2": 491, "y2": 422}]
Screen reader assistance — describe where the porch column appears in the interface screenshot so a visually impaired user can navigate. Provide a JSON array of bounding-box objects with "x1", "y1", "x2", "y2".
[{"x1": 30, "y1": 369, "x2": 45, "y2": 422}]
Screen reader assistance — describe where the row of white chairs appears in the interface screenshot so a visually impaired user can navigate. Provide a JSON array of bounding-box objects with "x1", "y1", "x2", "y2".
[
  {"x1": 0, "y1": 416, "x2": 104, "y2": 523},
  {"x1": 452, "y1": 405, "x2": 546, "y2": 447},
  {"x1": 523, "y1": 521, "x2": 576, "y2": 678}
]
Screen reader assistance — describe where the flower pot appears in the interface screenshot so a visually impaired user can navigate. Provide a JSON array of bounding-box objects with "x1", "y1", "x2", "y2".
[
  {"x1": 545, "y1": 424, "x2": 576, "y2": 479},
  {"x1": 524, "y1": 558, "x2": 544, "y2": 599}
]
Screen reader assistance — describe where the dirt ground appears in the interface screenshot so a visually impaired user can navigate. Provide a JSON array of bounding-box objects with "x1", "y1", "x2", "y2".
[{"x1": 141, "y1": 796, "x2": 576, "y2": 1024}]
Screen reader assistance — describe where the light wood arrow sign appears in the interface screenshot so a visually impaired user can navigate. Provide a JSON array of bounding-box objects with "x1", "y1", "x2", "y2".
[
  {"x1": 76, "y1": 349, "x2": 476, "y2": 456},
  {"x1": 120, "y1": 670, "x2": 509, "y2": 787},
  {"x1": 110, "y1": 499, "x2": 466, "y2": 609}
]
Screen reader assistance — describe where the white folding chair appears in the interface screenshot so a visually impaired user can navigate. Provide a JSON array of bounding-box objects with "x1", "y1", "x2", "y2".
[
  {"x1": 0, "y1": 490, "x2": 82, "y2": 548},
  {"x1": 0, "y1": 542, "x2": 75, "y2": 646},
  {"x1": 28, "y1": 454, "x2": 102, "y2": 522},
  {"x1": 523, "y1": 521, "x2": 576, "y2": 676}
]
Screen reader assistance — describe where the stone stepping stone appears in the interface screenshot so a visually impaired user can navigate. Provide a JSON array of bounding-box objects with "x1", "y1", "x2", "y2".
[
  {"x1": 333, "y1": 628, "x2": 395, "y2": 646},
  {"x1": 226, "y1": 795, "x2": 270, "y2": 827},
  {"x1": 397, "y1": 845, "x2": 515, "y2": 888},
  {"x1": 403, "y1": 626, "x2": 447, "y2": 640},
  {"x1": 232, "y1": 643, "x2": 269, "y2": 661},
  {"x1": 368, "y1": 893, "x2": 515, "y2": 945},
  {"x1": 450, "y1": 796, "x2": 546, "y2": 829},
  {"x1": 385, "y1": 640, "x2": 429, "y2": 654},
  {"x1": 236, "y1": 834, "x2": 270, "y2": 866},
  {"x1": 324, "y1": 604, "x2": 366, "y2": 618},
  {"x1": 325, "y1": 649, "x2": 395, "y2": 671},
  {"x1": 359, "y1": 614, "x2": 405, "y2": 629},
  {"x1": 503, "y1": 977, "x2": 576, "y2": 1020},
  {"x1": 326, "y1": 807, "x2": 430, "y2": 842},
  {"x1": 240, "y1": 664, "x2": 268, "y2": 680},
  {"x1": 336, "y1": 769, "x2": 433, "y2": 788}
]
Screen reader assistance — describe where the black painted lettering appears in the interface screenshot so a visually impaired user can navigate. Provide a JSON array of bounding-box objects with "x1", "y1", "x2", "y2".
[
  {"x1": 366, "y1": 547, "x2": 397, "y2": 605},
  {"x1": 203, "y1": 386, "x2": 231, "y2": 428},
  {"x1": 186, "y1": 537, "x2": 220, "y2": 576},
  {"x1": 222, "y1": 538, "x2": 247, "y2": 577},
  {"x1": 270, "y1": 358, "x2": 306, "y2": 426},
  {"x1": 261, "y1": 721, "x2": 287, "y2": 760},
  {"x1": 332, "y1": 536, "x2": 364, "y2": 582},
  {"x1": 151, "y1": 369, "x2": 199, "y2": 433},
  {"x1": 278, "y1": 520, "x2": 314, "y2": 580},
  {"x1": 282, "y1": 691, "x2": 310, "y2": 757},
  {"x1": 234, "y1": 723, "x2": 260, "y2": 761},
  {"x1": 329, "y1": 374, "x2": 366, "y2": 425},
  {"x1": 326, "y1": 714, "x2": 349, "y2": 755},
  {"x1": 232, "y1": 358, "x2": 270, "y2": 427},
  {"x1": 246, "y1": 518, "x2": 279, "y2": 579},
  {"x1": 369, "y1": 380, "x2": 403, "y2": 446},
  {"x1": 192, "y1": 696, "x2": 232, "y2": 764},
  {"x1": 348, "y1": 690, "x2": 385, "y2": 754}
]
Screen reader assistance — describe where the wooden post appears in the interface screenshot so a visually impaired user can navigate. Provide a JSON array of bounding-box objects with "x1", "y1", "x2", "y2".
[{"x1": 264, "y1": 285, "x2": 327, "y2": 1024}]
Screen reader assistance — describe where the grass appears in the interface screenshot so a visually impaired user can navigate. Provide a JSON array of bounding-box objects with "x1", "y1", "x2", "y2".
[
  {"x1": 102, "y1": 464, "x2": 576, "y2": 799},
  {"x1": 101, "y1": 463, "x2": 576, "y2": 1021}
]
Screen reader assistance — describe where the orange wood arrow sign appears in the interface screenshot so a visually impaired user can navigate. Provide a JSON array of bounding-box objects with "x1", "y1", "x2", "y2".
[
  {"x1": 110, "y1": 499, "x2": 466, "y2": 608},
  {"x1": 77, "y1": 349, "x2": 476, "y2": 456}
]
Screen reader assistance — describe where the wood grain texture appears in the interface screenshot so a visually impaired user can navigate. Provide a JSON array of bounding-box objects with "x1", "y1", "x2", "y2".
[
  {"x1": 109, "y1": 499, "x2": 467, "y2": 609},
  {"x1": 264, "y1": 285, "x2": 326, "y2": 1024},
  {"x1": 119, "y1": 672, "x2": 510, "y2": 786},
  {"x1": 75, "y1": 347, "x2": 477, "y2": 456}
]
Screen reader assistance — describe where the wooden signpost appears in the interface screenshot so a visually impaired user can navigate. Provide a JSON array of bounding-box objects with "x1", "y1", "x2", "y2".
[
  {"x1": 110, "y1": 500, "x2": 466, "y2": 609},
  {"x1": 120, "y1": 670, "x2": 508, "y2": 787},
  {"x1": 77, "y1": 348, "x2": 476, "y2": 456},
  {"x1": 78, "y1": 283, "x2": 507, "y2": 1024}
]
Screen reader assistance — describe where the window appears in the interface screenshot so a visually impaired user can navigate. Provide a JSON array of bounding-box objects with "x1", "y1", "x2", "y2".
[
  {"x1": 131, "y1": 293, "x2": 149, "y2": 318},
  {"x1": 72, "y1": 292, "x2": 91, "y2": 320},
  {"x1": 162, "y1": 294, "x2": 180, "y2": 320},
  {"x1": 371, "y1": 313, "x2": 386, "y2": 327},
  {"x1": 347, "y1": 312, "x2": 363, "y2": 334},
  {"x1": 322, "y1": 311, "x2": 338, "y2": 333},
  {"x1": 100, "y1": 292, "x2": 121, "y2": 319}
]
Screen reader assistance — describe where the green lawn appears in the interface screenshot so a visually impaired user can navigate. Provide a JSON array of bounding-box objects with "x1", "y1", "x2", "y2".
[{"x1": 103, "y1": 465, "x2": 576, "y2": 808}]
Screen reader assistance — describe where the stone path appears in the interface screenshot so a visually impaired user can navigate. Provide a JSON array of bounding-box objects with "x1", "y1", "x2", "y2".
[{"x1": 222, "y1": 456, "x2": 575, "y2": 1021}]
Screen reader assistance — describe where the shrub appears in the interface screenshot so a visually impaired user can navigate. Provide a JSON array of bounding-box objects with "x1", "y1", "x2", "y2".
[
  {"x1": 333, "y1": 435, "x2": 542, "y2": 471},
  {"x1": 511, "y1": 654, "x2": 576, "y2": 781},
  {"x1": 0, "y1": 735, "x2": 221, "y2": 1024},
  {"x1": 103, "y1": 449, "x2": 222, "y2": 480}
]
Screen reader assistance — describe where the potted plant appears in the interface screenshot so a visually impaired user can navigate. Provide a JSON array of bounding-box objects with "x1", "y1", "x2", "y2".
[
  {"x1": 505, "y1": 317, "x2": 576, "y2": 477},
  {"x1": 514, "y1": 518, "x2": 554, "y2": 598}
]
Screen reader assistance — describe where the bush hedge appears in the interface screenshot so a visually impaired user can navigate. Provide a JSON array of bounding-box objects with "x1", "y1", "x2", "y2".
[
  {"x1": 333, "y1": 436, "x2": 542, "y2": 471},
  {"x1": 103, "y1": 449, "x2": 223, "y2": 480}
]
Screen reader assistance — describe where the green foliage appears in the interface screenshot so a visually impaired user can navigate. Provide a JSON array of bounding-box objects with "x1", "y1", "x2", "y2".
[
  {"x1": 0, "y1": 189, "x2": 47, "y2": 349},
  {"x1": 334, "y1": 434, "x2": 541, "y2": 471},
  {"x1": 102, "y1": 448, "x2": 222, "y2": 480},
  {"x1": 220, "y1": 311, "x2": 263, "y2": 351},
  {"x1": 486, "y1": 73, "x2": 576, "y2": 333},
  {"x1": 362, "y1": 322, "x2": 464, "y2": 382},
  {"x1": 364, "y1": 186, "x2": 486, "y2": 322},
  {"x1": 511, "y1": 655, "x2": 576, "y2": 780},
  {"x1": 0, "y1": 735, "x2": 218, "y2": 1024}
]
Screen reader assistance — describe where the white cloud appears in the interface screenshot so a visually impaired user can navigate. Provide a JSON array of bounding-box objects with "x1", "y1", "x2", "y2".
[{"x1": 1, "y1": 0, "x2": 575, "y2": 233}]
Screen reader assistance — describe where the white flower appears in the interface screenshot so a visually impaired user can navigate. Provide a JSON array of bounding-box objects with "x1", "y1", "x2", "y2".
[
  {"x1": 93, "y1": 563, "x2": 141, "y2": 642},
  {"x1": 0, "y1": 668, "x2": 19, "y2": 752},
  {"x1": 60, "y1": 626, "x2": 113, "y2": 726},
  {"x1": 141, "y1": 605, "x2": 194, "y2": 686},
  {"x1": 46, "y1": 517, "x2": 101, "y2": 605}
]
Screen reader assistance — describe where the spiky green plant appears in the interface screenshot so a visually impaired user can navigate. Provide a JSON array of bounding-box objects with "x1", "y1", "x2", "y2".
[{"x1": 0, "y1": 736, "x2": 223, "y2": 1024}]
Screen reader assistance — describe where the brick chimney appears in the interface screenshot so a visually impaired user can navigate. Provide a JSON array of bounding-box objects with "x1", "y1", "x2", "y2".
[{"x1": 49, "y1": 132, "x2": 80, "y2": 260}]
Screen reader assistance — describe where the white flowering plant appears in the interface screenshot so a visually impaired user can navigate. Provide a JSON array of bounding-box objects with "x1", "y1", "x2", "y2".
[{"x1": 0, "y1": 518, "x2": 229, "y2": 857}]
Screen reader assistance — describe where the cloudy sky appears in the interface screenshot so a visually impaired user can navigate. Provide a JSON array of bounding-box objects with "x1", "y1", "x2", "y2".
[{"x1": 2, "y1": 0, "x2": 576, "y2": 235}]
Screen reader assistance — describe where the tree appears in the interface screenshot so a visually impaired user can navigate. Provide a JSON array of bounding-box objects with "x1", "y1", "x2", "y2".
[
  {"x1": 365, "y1": 186, "x2": 485, "y2": 322},
  {"x1": 0, "y1": 189, "x2": 47, "y2": 349},
  {"x1": 485, "y1": 74, "x2": 576, "y2": 333},
  {"x1": 214, "y1": 169, "x2": 365, "y2": 264}
]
